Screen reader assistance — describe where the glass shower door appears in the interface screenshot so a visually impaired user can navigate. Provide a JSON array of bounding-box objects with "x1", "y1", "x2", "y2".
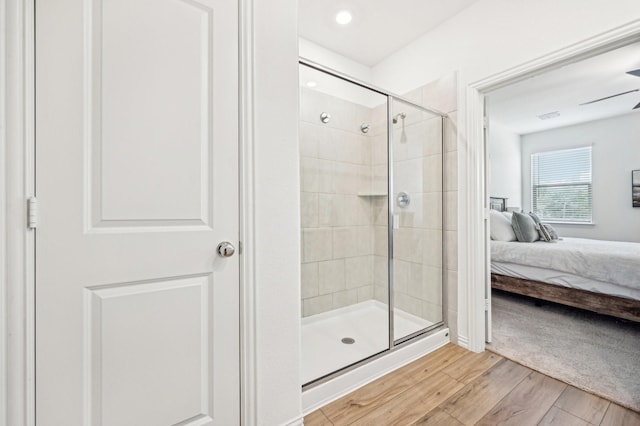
[
  {"x1": 299, "y1": 63, "x2": 390, "y2": 385},
  {"x1": 390, "y1": 98, "x2": 444, "y2": 343}
]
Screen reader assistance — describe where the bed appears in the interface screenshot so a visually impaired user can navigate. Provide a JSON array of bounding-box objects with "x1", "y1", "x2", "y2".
[{"x1": 489, "y1": 210, "x2": 640, "y2": 322}]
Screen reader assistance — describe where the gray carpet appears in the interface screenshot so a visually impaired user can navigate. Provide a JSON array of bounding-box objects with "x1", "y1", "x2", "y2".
[{"x1": 488, "y1": 290, "x2": 640, "y2": 412}]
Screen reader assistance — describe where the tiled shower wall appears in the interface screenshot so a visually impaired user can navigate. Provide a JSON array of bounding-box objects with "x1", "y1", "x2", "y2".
[
  {"x1": 299, "y1": 88, "x2": 378, "y2": 317},
  {"x1": 299, "y1": 73, "x2": 457, "y2": 329},
  {"x1": 370, "y1": 102, "x2": 444, "y2": 324}
]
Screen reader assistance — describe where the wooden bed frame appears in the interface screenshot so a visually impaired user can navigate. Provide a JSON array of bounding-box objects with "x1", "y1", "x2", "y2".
[{"x1": 491, "y1": 273, "x2": 640, "y2": 322}]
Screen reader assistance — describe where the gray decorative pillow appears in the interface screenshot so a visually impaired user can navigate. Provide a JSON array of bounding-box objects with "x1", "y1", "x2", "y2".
[
  {"x1": 538, "y1": 224, "x2": 553, "y2": 242},
  {"x1": 541, "y1": 223, "x2": 559, "y2": 240},
  {"x1": 511, "y1": 211, "x2": 540, "y2": 242},
  {"x1": 528, "y1": 211, "x2": 542, "y2": 225}
]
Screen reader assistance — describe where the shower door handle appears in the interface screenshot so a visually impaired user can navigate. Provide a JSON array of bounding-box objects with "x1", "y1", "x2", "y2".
[{"x1": 217, "y1": 241, "x2": 236, "y2": 257}]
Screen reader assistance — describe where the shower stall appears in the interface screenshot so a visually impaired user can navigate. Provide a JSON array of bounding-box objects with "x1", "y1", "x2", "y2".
[{"x1": 299, "y1": 60, "x2": 446, "y2": 386}]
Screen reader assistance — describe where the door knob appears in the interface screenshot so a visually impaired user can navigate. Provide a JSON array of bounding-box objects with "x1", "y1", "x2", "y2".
[{"x1": 217, "y1": 241, "x2": 235, "y2": 257}]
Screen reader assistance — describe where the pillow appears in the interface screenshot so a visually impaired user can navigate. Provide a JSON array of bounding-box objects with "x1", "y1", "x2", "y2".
[
  {"x1": 541, "y1": 223, "x2": 559, "y2": 240},
  {"x1": 502, "y1": 211, "x2": 513, "y2": 221},
  {"x1": 528, "y1": 211, "x2": 542, "y2": 225},
  {"x1": 489, "y1": 209, "x2": 517, "y2": 242},
  {"x1": 527, "y1": 212, "x2": 560, "y2": 242},
  {"x1": 511, "y1": 211, "x2": 540, "y2": 242},
  {"x1": 538, "y1": 223, "x2": 553, "y2": 242}
]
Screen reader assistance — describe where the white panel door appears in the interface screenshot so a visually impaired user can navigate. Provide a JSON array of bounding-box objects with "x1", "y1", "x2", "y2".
[{"x1": 35, "y1": 0, "x2": 239, "y2": 424}]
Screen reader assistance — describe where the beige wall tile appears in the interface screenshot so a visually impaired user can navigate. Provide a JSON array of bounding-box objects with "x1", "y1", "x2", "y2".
[
  {"x1": 374, "y1": 284, "x2": 389, "y2": 304},
  {"x1": 333, "y1": 226, "x2": 373, "y2": 258},
  {"x1": 422, "y1": 229, "x2": 443, "y2": 268},
  {"x1": 301, "y1": 157, "x2": 334, "y2": 193},
  {"x1": 424, "y1": 301, "x2": 444, "y2": 323},
  {"x1": 374, "y1": 225, "x2": 388, "y2": 257},
  {"x1": 445, "y1": 151, "x2": 457, "y2": 192},
  {"x1": 371, "y1": 133, "x2": 388, "y2": 166},
  {"x1": 303, "y1": 228, "x2": 332, "y2": 262},
  {"x1": 333, "y1": 288, "x2": 359, "y2": 309},
  {"x1": 422, "y1": 192, "x2": 443, "y2": 230},
  {"x1": 444, "y1": 191, "x2": 457, "y2": 231},
  {"x1": 333, "y1": 163, "x2": 369, "y2": 194},
  {"x1": 446, "y1": 269, "x2": 458, "y2": 313},
  {"x1": 318, "y1": 194, "x2": 344, "y2": 227},
  {"x1": 303, "y1": 294, "x2": 333, "y2": 317},
  {"x1": 422, "y1": 154, "x2": 443, "y2": 194},
  {"x1": 299, "y1": 122, "x2": 320, "y2": 158},
  {"x1": 300, "y1": 192, "x2": 318, "y2": 228},
  {"x1": 395, "y1": 292, "x2": 422, "y2": 318},
  {"x1": 345, "y1": 256, "x2": 374, "y2": 289},
  {"x1": 393, "y1": 228, "x2": 423, "y2": 263},
  {"x1": 374, "y1": 255, "x2": 388, "y2": 287},
  {"x1": 344, "y1": 196, "x2": 371, "y2": 226},
  {"x1": 393, "y1": 259, "x2": 410, "y2": 294},
  {"x1": 357, "y1": 285, "x2": 374, "y2": 302},
  {"x1": 318, "y1": 259, "x2": 346, "y2": 295},
  {"x1": 394, "y1": 158, "x2": 423, "y2": 194},
  {"x1": 445, "y1": 230, "x2": 458, "y2": 271},
  {"x1": 301, "y1": 262, "x2": 319, "y2": 299}
]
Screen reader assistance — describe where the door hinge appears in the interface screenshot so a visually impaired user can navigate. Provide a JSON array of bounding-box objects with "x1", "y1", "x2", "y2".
[
  {"x1": 485, "y1": 299, "x2": 490, "y2": 311},
  {"x1": 27, "y1": 197, "x2": 38, "y2": 229},
  {"x1": 483, "y1": 116, "x2": 488, "y2": 129}
]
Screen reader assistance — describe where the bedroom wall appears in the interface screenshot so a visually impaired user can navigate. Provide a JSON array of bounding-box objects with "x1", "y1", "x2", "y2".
[
  {"x1": 521, "y1": 113, "x2": 640, "y2": 243},
  {"x1": 488, "y1": 120, "x2": 522, "y2": 209}
]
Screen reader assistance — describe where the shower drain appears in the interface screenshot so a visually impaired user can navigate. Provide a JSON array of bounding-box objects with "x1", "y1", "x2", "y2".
[{"x1": 341, "y1": 337, "x2": 355, "y2": 344}]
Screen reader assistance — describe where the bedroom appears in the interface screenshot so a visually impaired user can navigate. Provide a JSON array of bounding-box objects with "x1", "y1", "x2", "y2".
[{"x1": 485, "y1": 40, "x2": 640, "y2": 410}]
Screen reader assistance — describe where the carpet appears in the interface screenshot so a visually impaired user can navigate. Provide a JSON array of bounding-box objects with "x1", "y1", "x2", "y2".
[{"x1": 487, "y1": 290, "x2": 640, "y2": 412}]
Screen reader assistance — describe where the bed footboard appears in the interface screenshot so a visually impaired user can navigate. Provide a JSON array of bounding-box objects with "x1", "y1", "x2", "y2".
[{"x1": 491, "y1": 273, "x2": 640, "y2": 322}]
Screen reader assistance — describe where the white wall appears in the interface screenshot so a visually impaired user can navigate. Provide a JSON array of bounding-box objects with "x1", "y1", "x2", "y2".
[
  {"x1": 488, "y1": 120, "x2": 522, "y2": 208},
  {"x1": 254, "y1": 0, "x2": 302, "y2": 424},
  {"x1": 299, "y1": 38, "x2": 373, "y2": 83},
  {"x1": 521, "y1": 113, "x2": 640, "y2": 243},
  {"x1": 371, "y1": 0, "x2": 640, "y2": 94}
]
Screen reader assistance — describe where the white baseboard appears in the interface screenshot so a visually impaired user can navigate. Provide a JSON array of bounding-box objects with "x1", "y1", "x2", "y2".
[
  {"x1": 301, "y1": 328, "x2": 450, "y2": 415},
  {"x1": 282, "y1": 416, "x2": 304, "y2": 426},
  {"x1": 457, "y1": 335, "x2": 469, "y2": 349}
]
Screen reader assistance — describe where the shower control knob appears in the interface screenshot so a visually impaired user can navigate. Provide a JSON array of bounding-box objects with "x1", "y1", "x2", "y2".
[{"x1": 217, "y1": 241, "x2": 236, "y2": 257}]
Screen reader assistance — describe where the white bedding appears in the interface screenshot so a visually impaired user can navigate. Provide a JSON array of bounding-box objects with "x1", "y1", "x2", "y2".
[{"x1": 491, "y1": 237, "x2": 640, "y2": 300}]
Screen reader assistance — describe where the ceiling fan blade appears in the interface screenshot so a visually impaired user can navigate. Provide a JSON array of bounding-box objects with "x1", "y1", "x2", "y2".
[
  {"x1": 634, "y1": 101, "x2": 640, "y2": 110},
  {"x1": 627, "y1": 69, "x2": 640, "y2": 77},
  {"x1": 580, "y1": 89, "x2": 639, "y2": 105}
]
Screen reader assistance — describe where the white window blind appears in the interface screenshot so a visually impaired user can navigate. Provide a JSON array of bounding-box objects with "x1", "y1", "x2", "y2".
[{"x1": 531, "y1": 146, "x2": 592, "y2": 223}]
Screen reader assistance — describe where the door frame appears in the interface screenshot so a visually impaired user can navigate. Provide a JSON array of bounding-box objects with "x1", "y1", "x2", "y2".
[
  {"x1": 1, "y1": 0, "x2": 259, "y2": 424},
  {"x1": 462, "y1": 19, "x2": 640, "y2": 352}
]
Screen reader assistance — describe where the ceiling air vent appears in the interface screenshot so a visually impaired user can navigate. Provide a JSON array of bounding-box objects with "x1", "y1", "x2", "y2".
[{"x1": 537, "y1": 111, "x2": 560, "y2": 120}]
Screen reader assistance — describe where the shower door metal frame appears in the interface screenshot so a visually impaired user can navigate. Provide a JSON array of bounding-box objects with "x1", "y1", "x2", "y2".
[{"x1": 299, "y1": 58, "x2": 447, "y2": 389}]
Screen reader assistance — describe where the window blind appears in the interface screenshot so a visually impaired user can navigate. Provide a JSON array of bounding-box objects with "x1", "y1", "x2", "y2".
[{"x1": 531, "y1": 146, "x2": 592, "y2": 223}]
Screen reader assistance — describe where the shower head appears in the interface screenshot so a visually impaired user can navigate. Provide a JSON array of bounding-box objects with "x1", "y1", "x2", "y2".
[{"x1": 392, "y1": 112, "x2": 406, "y2": 124}]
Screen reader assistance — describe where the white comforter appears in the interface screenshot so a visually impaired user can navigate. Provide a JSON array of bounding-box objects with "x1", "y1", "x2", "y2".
[{"x1": 491, "y1": 238, "x2": 640, "y2": 290}]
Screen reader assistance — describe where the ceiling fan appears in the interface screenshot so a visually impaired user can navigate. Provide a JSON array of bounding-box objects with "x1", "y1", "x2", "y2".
[{"x1": 579, "y1": 68, "x2": 640, "y2": 110}]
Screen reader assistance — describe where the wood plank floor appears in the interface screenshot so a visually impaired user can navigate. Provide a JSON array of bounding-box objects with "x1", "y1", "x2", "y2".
[{"x1": 305, "y1": 344, "x2": 640, "y2": 426}]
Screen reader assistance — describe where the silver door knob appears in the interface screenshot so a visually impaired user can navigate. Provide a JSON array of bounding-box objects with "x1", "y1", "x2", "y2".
[{"x1": 217, "y1": 241, "x2": 235, "y2": 257}]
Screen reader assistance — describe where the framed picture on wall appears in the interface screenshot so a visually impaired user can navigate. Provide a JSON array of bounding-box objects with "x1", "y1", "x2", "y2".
[{"x1": 633, "y1": 170, "x2": 640, "y2": 208}]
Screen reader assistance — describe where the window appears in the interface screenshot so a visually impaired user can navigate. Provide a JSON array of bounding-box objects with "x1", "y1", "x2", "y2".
[{"x1": 531, "y1": 146, "x2": 592, "y2": 223}]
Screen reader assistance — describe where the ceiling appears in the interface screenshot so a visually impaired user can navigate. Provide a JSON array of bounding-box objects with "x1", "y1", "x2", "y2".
[
  {"x1": 488, "y1": 42, "x2": 640, "y2": 135},
  {"x1": 298, "y1": 0, "x2": 478, "y2": 66}
]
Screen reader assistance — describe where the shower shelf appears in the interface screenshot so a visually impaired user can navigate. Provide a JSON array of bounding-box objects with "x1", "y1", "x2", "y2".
[{"x1": 357, "y1": 192, "x2": 388, "y2": 197}]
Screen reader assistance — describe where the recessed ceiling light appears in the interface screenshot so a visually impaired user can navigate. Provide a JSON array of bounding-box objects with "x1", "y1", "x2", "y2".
[
  {"x1": 537, "y1": 111, "x2": 560, "y2": 120},
  {"x1": 306, "y1": 81, "x2": 317, "y2": 88},
  {"x1": 335, "y1": 10, "x2": 352, "y2": 25}
]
